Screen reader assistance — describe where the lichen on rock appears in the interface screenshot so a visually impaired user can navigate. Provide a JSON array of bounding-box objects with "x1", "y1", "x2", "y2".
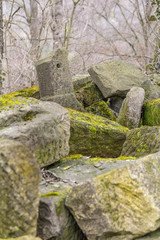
[{"x1": 68, "y1": 108, "x2": 128, "y2": 157}]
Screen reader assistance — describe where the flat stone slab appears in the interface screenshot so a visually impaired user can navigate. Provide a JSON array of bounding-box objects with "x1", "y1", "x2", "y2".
[{"x1": 88, "y1": 60, "x2": 147, "y2": 98}]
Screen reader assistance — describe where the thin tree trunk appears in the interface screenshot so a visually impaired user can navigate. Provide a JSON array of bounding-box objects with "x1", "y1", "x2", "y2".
[
  {"x1": 0, "y1": 0, "x2": 3, "y2": 94},
  {"x1": 51, "y1": 0, "x2": 63, "y2": 48}
]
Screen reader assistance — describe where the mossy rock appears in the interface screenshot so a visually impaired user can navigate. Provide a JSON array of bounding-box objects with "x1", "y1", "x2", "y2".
[
  {"x1": 121, "y1": 126, "x2": 160, "y2": 157},
  {"x1": 72, "y1": 74, "x2": 92, "y2": 90},
  {"x1": 65, "y1": 151, "x2": 160, "y2": 240},
  {"x1": 68, "y1": 108, "x2": 128, "y2": 157},
  {"x1": 143, "y1": 98, "x2": 160, "y2": 126},
  {"x1": 0, "y1": 237, "x2": 41, "y2": 240},
  {"x1": 85, "y1": 100, "x2": 116, "y2": 121},
  {"x1": 75, "y1": 82, "x2": 103, "y2": 107}
]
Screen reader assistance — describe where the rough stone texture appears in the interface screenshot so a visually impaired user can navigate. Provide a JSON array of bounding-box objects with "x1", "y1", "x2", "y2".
[
  {"x1": 135, "y1": 229, "x2": 160, "y2": 240},
  {"x1": 75, "y1": 82, "x2": 103, "y2": 108},
  {"x1": 41, "y1": 93, "x2": 83, "y2": 111},
  {"x1": 68, "y1": 108, "x2": 128, "y2": 157},
  {"x1": 0, "y1": 138, "x2": 40, "y2": 238},
  {"x1": 65, "y1": 152, "x2": 160, "y2": 240},
  {"x1": 36, "y1": 48, "x2": 74, "y2": 97},
  {"x1": 0, "y1": 237, "x2": 41, "y2": 240},
  {"x1": 143, "y1": 98, "x2": 160, "y2": 126},
  {"x1": 85, "y1": 101, "x2": 116, "y2": 121},
  {"x1": 109, "y1": 96, "x2": 124, "y2": 114},
  {"x1": 117, "y1": 87, "x2": 145, "y2": 129},
  {"x1": 121, "y1": 126, "x2": 160, "y2": 157},
  {"x1": 88, "y1": 60, "x2": 147, "y2": 98},
  {"x1": 38, "y1": 191, "x2": 84, "y2": 240},
  {"x1": 72, "y1": 74, "x2": 92, "y2": 90},
  {"x1": 141, "y1": 80, "x2": 160, "y2": 102},
  {"x1": 38, "y1": 155, "x2": 135, "y2": 240},
  {"x1": 0, "y1": 100, "x2": 70, "y2": 167}
]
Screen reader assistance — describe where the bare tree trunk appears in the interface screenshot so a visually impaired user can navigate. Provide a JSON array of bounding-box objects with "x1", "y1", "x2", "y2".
[
  {"x1": 29, "y1": 0, "x2": 39, "y2": 85},
  {"x1": 50, "y1": 0, "x2": 64, "y2": 48},
  {"x1": 0, "y1": 0, "x2": 3, "y2": 94},
  {"x1": 29, "y1": 0, "x2": 39, "y2": 61}
]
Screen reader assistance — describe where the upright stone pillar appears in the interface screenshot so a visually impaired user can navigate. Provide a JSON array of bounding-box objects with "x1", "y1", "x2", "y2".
[{"x1": 36, "y1": 48, "x2": 82, "y2": 110}]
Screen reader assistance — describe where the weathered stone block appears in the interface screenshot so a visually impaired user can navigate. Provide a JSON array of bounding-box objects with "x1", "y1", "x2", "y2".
[
  {"x1": 118, "y1": 87, "x2": 145, "y2": 129},
  {"x1": 68, "y1": 108, "x2": 128, "y2": 157},
  {"x1": 88, "y1": 60, "x2": 147, "y2": 98},
  {"x1": 36, "y1": 48, "x2": 74, "y2": 97},
  {"x1": 66, "y1": 152, "x2": 160, "y2": 240},
  {"x1": 0, "y1": 138, "x2": 40, "y2": 238},
  {"x1": 0, "y1": 99, "x2": 70, "y2": 167}
]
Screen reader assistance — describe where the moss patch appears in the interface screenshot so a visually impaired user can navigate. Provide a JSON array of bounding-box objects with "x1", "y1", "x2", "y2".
[
  {"x1": 41, "y1": 191, "x2": 62, "y2": 198},
  {"x1": 86, "y1": 100, "x2": 116, "y2": 121},
  {"x1": 68, "y1": 108, "x2": 128, "y2": 157},
  {"x1": 0, "y1": 87, "x2": 39, "y2": 112},
  {"x1": 143, "y1": 98, "x2": 160, "y2": 126}
]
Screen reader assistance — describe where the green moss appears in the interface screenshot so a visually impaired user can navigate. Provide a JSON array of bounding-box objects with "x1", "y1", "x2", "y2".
[
  {"x1": 75, "y1": 82, "x2": 103, "y2": 107},
  {"x1": 57, "y1": 198, "x2": 65, "y2": 215},
  {"x1": 22, "y1": 111, "x2": 37, "y2": 121},
  {"x1": 0, "y1": 87, "x2": 39, "y2": 112},
  {"x1": 68, "y1": 108, "x2": 129, "y2": 157},
  {"x1": 86, "y1": 101, "x2": 116, "y2": 121},
  {"x1": 41, "y1": 191, "x2": 62, "y2": 198},
  {"x1": 61, "y1": 154, "x2": 83, "y2": 161},
  {"x1": 87, "y1": 156, "x2": 136, "y2": 163},
  {"x1": 143, "y1": 98, "x2": 160, "y2": 126}
]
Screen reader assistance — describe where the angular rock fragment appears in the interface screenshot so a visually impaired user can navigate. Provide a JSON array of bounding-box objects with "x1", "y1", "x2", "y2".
[
  {"x1": 118, "y1": 87, "x2": 145, "y2": 129},
  {"x1": 68, "y1": 108, "x2": 128, "y2": 157},
  {"x1": 66, "y1": 152, "x2": 160, "y2": 240},
  {"x1": 88, "y1": 60, "x2": 147, "y2": 98}
]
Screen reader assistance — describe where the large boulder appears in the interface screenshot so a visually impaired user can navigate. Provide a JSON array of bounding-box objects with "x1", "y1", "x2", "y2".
[
  {"x1": 38, "y1": 155, "x2": 135, "y2": 240},
  {"x1": 121, "y1": 126, "x2": 160, "y2": 157},
  {"x1": 88, "y1": 60, "x2": 147, "y2": 98},
  {"x1": 143, "y1": 98, "x2": 160, "y2": 126},
  {"x1": 0, "y1": 138, "x2": 40, "y2": 238},
  {"x1": 0, "y1": 96, "x2": 70, "y2": 167},
  {"x1": 65, "y1": 152, "x2": 160, "y2": 240},
  {"x1": 68, "y1": 108, "x2": 128, "y2": 157},
  {"x1": 117, "y1": 87, "x2": 145, "y2": 129}
]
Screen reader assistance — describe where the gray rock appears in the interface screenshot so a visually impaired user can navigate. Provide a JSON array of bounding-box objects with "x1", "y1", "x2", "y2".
[
  {"x1": 65, "y1": 152, "x2": 160, "y2": 240},
  {"x1": 41, "y1": 93, "x2": 83, "y2": 111},
  {"x1": 68, "y1": 108, "x2": 129, "y2": 158},
  {"x1": 36, "y1": 48, "x2": 74, "y2": 97},
  {"x1": 117, "y1": 87, "x2": 145, "y2": 129},
  {"x1": 72, "y1": 74, "x2": 92, "y2": 90},
  {"x1": 0, "y1": 100, "x2": 70, "y2": 167},
  {"x1": 36, "y1": 48, "x2": 81, "y2": 110},
  {"x1": 0, "y1": 138, "x2": 40, "y2": 238},
  {"x1": 88, "y1": 60, "x2": 147, "y2": 98},
  {"x1": 135, "y1": 229, "x2": 160, "y2": 239},
  {"x1": 141, "y1": 80, "x2": 160, "y2": 102},
  {"x1": 121, "y1": 126, "x2": 160, "y2": 157},
  {"x1": 109, "y1": 96, "x2": 124, "y2": 114},
  {"x1": 38, "y1": 155, "x2": 135, "y2": 240},
  {"x1": 38, "y1": 189, "x2": 84, "y2": 240}
]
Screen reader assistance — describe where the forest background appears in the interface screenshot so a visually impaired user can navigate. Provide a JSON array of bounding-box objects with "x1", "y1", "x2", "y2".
[{"x1": 0, "y1": 0, "x2": 159, "y2": 94}]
